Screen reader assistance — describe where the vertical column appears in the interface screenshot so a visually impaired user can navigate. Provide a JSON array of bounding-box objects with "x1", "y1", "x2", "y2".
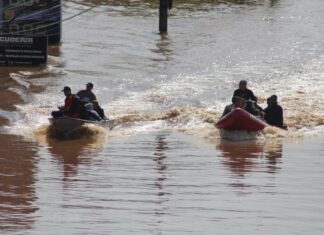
[
  {"x1": 0, "y1": 2, "x2": 2, "y2": 31},
  {"x1": 159, "y1": 0, "x2": 172, "y2": 33}
]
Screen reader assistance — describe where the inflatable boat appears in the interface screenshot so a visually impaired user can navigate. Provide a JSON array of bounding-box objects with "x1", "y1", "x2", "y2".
[{"x1": 216, "y1": 108, "x2": 267, "y2": 132}]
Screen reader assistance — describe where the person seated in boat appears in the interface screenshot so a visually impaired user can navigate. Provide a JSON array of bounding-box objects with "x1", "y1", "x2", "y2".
[
  {"x1": 93, "y1": 100, "x2": 108, "y2": 120},
  {"x1": 222, "y1": 96, "x2": 246, "y2": 117},
  {"x1": 245, "y1": 100, "x2": 262, "y2": 116},
  {"x1": 51, "y1": 86, "x2": 79, "y2": 118},
  {"x1": 84, "y1": 102, "x2": 102, "y2": 121},
  {"x1": 77, "y1": 99, "x2": 89, "y2": 120},
  {"x1": 233, "y1": 80, "x2": 263, "y2": 116},
  {"x1": 76, "y1": 82, "x2": 97, "y2": 104},
  {"x1": 264, "y1": 95, "x2": 285, "y2": 129},
  {"x1": 233, "y1": 80, "x2": 257, "y2": 102}
]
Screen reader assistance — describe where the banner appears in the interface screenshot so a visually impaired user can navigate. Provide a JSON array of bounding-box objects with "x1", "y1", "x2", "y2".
[
  {"x1": 0, "y1": 35, "x2": 47, "y2": 66},
  {"x1": 0, "y1": 0, "x2": 61, "y2": 44}
]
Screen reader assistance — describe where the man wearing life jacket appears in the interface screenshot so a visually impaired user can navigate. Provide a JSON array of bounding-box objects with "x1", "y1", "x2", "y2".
[{"x1": 51, "y1": 86, "x2": 79, "y2": 118}]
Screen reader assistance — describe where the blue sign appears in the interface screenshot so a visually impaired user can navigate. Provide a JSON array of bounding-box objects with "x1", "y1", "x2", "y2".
[{"x1": 0, "y1": 0, "x2": 61, "y2": 44}]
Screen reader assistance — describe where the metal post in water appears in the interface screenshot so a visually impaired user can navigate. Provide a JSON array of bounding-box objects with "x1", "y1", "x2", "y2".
[{"x1": 159, "y1": 0, "x2": 172, "y2": 33}]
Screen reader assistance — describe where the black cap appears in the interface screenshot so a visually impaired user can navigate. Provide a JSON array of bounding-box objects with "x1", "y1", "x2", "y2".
[
  {"x1": 86, "y1": 82, "x2": 94, "y2": 88},
  {"x1": 61, "y1": 86, "x2": 71, "y2": 92}
]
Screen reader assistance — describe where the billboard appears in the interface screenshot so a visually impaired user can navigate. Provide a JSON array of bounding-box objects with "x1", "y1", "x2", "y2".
[
  {"x1": 0, "y1": 0, "x2": 61, "y2": 44},
  {"x1": 0, "y1": 35, "x2": 47, "y2": 66}
]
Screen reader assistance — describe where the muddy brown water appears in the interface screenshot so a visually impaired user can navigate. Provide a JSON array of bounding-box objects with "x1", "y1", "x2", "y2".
[{"x1": 1, "y1": 0, "x2": 324, "y2": 234}]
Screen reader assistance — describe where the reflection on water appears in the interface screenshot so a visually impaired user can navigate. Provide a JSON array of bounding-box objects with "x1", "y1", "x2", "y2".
[
  {"x1": 0, "y1": 90, "x2": 22, "y2": 113},
  {"x1": 48, "y1": 44, "x2": 61, "y2": 58},
  {"x1": 0, "y1": 134, "x2": 38, "y2": 232},
  {"x1": 151, "y1": 34, "x2": 173, "y2": 62},
  {"x1": 73, "y1": 0, "x2": 277, "y2": 16},
  {"x1": 263, "y1": 140, "x2": 283, "y2": 173},
  {"x1": 218, "y1": 140, "x2": 263, "y2": 178},
  {"x1": 1, "y1": 0, "x2": 324, "y2": 233},
  {"x1": 46, "y1": 136, "x2": 104, "y2": 183},
  {"x1": 217, "y1": 140, "x2": 282, "y2": 179},
  {"x1": 269, "y1": 0, "x2": 280, "y2": 7},
  {"x1": 154, "y1": 135, "x2": 168, "y2": 194},
  {"x1": 153, "y1": 135, "x2": 169, "y2": 225}
]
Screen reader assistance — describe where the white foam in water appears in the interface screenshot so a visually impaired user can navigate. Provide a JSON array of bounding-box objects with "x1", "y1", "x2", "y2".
[
  {"x1": 10, "y1": 73, "x2": 31, "y2": 89},
  {"x1": 98, "y1": 119, "x2": 168, "y2": 140},
  {"x1": 111, "y1": 73, "x2": 212, "y2": 111},
  {"x1": 4, "y1": 106, "x2": 49, "y2": 138},
  {"x1": 2, "y1": 90, "x2": 62, "y2": 138},
  {"x1": 4, "y1": 51, "x2": 324, "y2": 142}
]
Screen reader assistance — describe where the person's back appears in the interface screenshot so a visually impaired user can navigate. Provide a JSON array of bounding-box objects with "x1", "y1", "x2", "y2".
[
  {"x1": 72, "y1": 94, "x2": 89, "y2": 119},
  {"x1": 68, "y1": 94, "x2": 81, "y2": 117},
  {"x1": 264, "y1": 95, "x2": 283, "y2": 128}
]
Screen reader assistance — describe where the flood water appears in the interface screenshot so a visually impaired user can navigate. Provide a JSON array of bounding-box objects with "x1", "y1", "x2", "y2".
[{"x1": 1, "y1": 0, "x2": 324, "y2": 234}]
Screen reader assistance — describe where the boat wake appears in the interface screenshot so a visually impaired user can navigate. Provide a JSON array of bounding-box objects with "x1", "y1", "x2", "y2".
[
  {"x1": 35, "y1": 122, "x2": 108, "y2": 140},
  {"x1": 2, "y1": 101, "x2": 324, "y2": 142}
]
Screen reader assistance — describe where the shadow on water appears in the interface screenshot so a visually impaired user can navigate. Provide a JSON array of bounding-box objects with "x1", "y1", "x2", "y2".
[
  {"x1": 217, "y1": 140, "x2": 282, "y2": 180},
  {"x1": 0, "y1": 134, "x2": 38, "y2": 232},
  {"x1": 46, "y1": 136, "x2": 104, "y2": 183}
]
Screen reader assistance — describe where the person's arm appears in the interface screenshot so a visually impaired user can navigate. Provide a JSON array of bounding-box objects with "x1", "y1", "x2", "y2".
[
  {"x1": 263, "y1": 107, "x2": 269, "y2": 123},
  {"x1": 92, "y1": 93, "x2": 97, "y2": 102},
  {"x1": 222, "y1": 105, "x2": 231, "y2": 117},
  {"x1": 249, "y1": 90, "x2": 257, "y2": 102},
  {"x1": 99, "y1": 107, "x2": 108, "y2": 119}
]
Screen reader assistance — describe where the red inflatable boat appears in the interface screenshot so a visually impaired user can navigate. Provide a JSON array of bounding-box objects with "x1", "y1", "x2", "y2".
[{"x1": 216, "y1": 108, "x2": 268, "y2": 131}]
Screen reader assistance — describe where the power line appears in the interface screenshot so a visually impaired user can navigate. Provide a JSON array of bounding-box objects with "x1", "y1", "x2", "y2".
[{"x1": 0, "y1": 3, "x2": 96, "y2": 35}]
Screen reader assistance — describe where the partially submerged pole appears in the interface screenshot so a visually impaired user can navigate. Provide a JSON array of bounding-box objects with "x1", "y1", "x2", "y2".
[{"x1": 159, "y1": 0, "x2": 172, "y2": 33}]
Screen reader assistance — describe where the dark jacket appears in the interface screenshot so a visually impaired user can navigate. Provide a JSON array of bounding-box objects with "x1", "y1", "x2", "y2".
[
  {"x1": 76, "y1": 90, "x2": 97, "y2": 103},
  {"x1": 222, "y1": 104, "x2": 234, "y2": 117},
  {"x1": 95, "y1": 106, "x2": 106, "y2": 119},
  {"x1": 264, "y1": 104, "x2": 283, "y2": 128},
  {"x1": 233, "y1": 89, "x2": 257, "y2": 102}
]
